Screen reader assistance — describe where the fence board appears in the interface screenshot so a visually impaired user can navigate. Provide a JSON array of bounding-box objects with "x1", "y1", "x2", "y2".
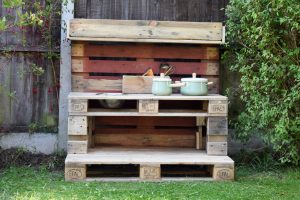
[
  {"x1": 0, "y1": 52, "x2": 58, "y2": 132},
  {"x1": 75, "y1": 0, "x2": 227, "y2": 22}
]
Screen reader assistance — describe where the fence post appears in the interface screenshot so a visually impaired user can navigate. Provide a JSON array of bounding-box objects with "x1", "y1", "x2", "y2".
[{"x1": 59, "y1": 0, "x2": 74, "y2": 150}]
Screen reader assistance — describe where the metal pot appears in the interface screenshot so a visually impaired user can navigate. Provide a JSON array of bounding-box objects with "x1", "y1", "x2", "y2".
[
  {"x1": 180, "y1": 73, "x2": 213, "y2": 96},
  {"x1": 152, "y1": 73, "x2": 185, "y2": 96}
]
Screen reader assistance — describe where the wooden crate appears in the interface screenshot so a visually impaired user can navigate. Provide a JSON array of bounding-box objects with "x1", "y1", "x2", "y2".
[
  {"x1": 71, "y1": 42, "x2": 220, "y2": 94},
  {"x1": 65, "y1": 148, "x2": 234, "y2": 181}
]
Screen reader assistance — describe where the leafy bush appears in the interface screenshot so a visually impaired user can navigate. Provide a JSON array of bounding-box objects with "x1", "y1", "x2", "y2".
[{"x1": 225, "y1": 0, "x2": 300, "y2": 164}]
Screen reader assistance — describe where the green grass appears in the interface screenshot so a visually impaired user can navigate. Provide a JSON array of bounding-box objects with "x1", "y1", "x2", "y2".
[{"x1": 0, "y1": 166, "x2": 299, "y2": 200}]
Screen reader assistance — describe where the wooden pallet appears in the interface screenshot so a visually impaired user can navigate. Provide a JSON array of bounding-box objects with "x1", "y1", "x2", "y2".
[
  {"x1": 65, "y1": 148, "x2": 234, "y2": 181},
  {"x1": 67, "y1": 92, "x2": 228, "y2": 156},
  {"x1": 71, "y1": 41, "x2": 220, "y2": 94},
  {"x1": 68, "y1": 93, "x2": 228, "y2": 116}
]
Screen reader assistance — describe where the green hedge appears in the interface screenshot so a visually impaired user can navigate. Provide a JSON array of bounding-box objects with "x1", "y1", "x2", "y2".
[{"x1": 225, "y1": 0, "x2": 300, "y2": 164}]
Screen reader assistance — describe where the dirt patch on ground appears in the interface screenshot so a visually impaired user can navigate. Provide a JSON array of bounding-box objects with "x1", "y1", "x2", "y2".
[{"x1": 0, "y1": 147, "x2": 66, "y2": 171}]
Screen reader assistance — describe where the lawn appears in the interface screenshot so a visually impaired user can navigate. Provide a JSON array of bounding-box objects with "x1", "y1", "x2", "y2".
[{"x1": 0, "y1": 166, "x2": 299, "y2": 200}]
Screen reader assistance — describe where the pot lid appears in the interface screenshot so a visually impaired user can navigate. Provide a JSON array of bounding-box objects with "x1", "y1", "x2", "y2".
[
  {"x1": 153, "y1": 73, "x2": 171, "y2": 82},
  {"x1": 181, "y1": 73, "x2": 208, "y2": 82}
]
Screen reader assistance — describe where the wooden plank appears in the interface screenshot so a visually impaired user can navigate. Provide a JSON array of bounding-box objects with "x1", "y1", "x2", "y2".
[
  {"x1": 138, "y1": 100, "x2": 159, "y2": 113},
  {"x1": 72, "y1": 75, "x2": 219, "y2": 94},
  {"x1": 68, "y1": 116, "x2": 88, "y2": 135},
  {"x1": 65, "y1": 147, "x2": 234, "y2": 165},
  {"x1": 95, "y1": 117, "x2": 196, "y2": 127},
  {"x1": 69, "y1": 99, "x2": 88, "y2": 113},
  {"x1": 140, "y1": 165, "x2": 161, "y2": 180},
  {"x1": 122, "y1": 76, "x2": 154, "y2": 94},
  {"x1": 72, "y1": 75, "x2": 122, "y2": 92},
  {"x1": 208, "y1": 100, "x2": 228, "y2": 114},
  {"x1": 207, "y1": 142, "x2": 227, "y2": 156},
  {"x1": 207, "y1": 117, "x2": 228, "y2": 135},
  {"x1": 74, "y1": 43, "x2": 219, "y2": 60},
  {"x1": 71, "y1": 58, "x2": 219, "y2": 76},
  {"x1": 196, "y1": 131, "x2": 202, "y2": 150},
  {"x1": 69, "y1": 37, "x2": 224, "y2": 44},
  {"x1": 70, "y1": 109, "x2": 226, "y2": 117},
  {"x1": 213, "y1": 164, "x2": 234, "y2": 180},
  {"x1": 68, "y1": 92, "x2": 227, "y2": 101},
  {"x1": 68, "y1": 141, "x2": 88, "y2": 154},
  {"x1": 65, "y1": 164, "x2": 86, "y2": 181},
  {"x1": 69, "y1": 19, "x2": 223, "y2": 43},
  {"x1": 94, "y1": 129, "x2": 196, "y2": 148},
  {"x1": 0, "y1": 55, "x2": 11, "y2": 129}
]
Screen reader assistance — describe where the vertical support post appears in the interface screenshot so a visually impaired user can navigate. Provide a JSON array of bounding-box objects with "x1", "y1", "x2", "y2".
[{"x1": 59, "y1": 0, "x2": 74, "y2": 150}]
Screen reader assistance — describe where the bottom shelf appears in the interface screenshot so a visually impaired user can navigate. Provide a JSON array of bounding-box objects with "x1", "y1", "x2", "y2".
[{"x1": 65, "y1": 147, "x2": 234, "y2": 182}]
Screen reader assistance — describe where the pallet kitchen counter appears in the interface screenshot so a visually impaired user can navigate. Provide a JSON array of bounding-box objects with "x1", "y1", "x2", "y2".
[{"x1": 68, "y1": 92, "x2": 228, "y2": 117}]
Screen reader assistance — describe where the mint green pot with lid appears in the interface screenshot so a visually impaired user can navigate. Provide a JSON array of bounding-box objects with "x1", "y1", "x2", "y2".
[
  {"x1": 152, "y1": 73, "x2": 185, "y2": 96},
  {"x1": 180, "y1": 73, "x2": 213, "y2": 96}
]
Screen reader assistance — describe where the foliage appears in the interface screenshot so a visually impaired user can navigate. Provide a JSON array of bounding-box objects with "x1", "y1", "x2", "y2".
[
  {"x1": 0, "y1": 167, "x2": 300, "y2": 199},
  {"x1": 225, "y1": 0, "x2": 300, "y2": 164}
]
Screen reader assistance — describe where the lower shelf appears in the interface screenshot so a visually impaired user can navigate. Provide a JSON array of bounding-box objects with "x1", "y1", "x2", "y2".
[{"x1": 65, "y1": 148, "x2": 234, "y2": 181}]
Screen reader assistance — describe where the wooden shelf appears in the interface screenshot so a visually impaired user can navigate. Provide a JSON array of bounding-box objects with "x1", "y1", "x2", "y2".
[
  {"x1": 68, "y1": 19, "x2": 225, "y2": 44},
  {"x1": 66, "y1": 147, "x2": 233, "y2": 165},
  {"x1": 69, "y1": 92, "x2": 227, "y2": 101}
]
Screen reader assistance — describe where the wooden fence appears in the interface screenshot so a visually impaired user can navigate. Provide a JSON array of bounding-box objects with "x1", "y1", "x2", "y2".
[{"x1": 0, "y1": 0, "x2": 228, "y2": 132}]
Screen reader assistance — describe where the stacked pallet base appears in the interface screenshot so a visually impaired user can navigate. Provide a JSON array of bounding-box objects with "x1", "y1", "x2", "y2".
[{"x1": 65, "y1": 93, "x2": 234, "y2": 181}]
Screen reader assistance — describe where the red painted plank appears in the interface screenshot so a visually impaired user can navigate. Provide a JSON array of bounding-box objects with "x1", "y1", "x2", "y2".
[
  {"x1": 72, "y1": 59, "x2": 219, "y2": 75},
  {"x1": 82, "y1": 44, "x2": 219, "y2": 60}
]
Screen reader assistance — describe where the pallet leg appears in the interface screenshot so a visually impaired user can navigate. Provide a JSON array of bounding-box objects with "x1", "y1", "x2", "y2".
[
  {"x1": 65, "y1": 164, "x2": 86, "y2": 181},
  {"x1": 213, "y1": 164, "x2": 234, "y2": 181},
  {"x1": 140, "y1": 164, "x2": 161, "y2": 181}
]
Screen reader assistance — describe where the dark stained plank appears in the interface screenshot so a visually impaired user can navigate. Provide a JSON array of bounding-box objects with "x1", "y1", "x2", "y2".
[{"x1": 76, "y1": 0, "x2": 227, "y2": 22}]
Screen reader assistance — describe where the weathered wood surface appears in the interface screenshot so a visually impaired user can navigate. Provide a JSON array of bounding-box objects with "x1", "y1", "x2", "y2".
[
  {"x1": 0, "y1": 52, "x2": 59, "y2": 132},
  {"x1": 68, "y1": 19, "x2": 224, "y2": 44},
  {"x1": 74, "y1": 0, "x2": 228, "y2": 22}
]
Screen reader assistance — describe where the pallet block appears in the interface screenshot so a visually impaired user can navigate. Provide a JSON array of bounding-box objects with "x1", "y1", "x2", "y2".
[
  {"x1": 207, "y1": 142, "x2": 227, "y2": 156},
  {"x1": 69, "y1": 99, "x2": 88, "y2": 113},
  {"x1": 68, "y1": 116, "x2": 88, "y2": 135},
  {"x1": 213, "y1": 164, "x2": 234, "y2": 180},
  {"x1": 138, "y1": 100, "x2": 159, "y2": 113},
  {"x1": 65, "y1": 164, "x2": 86, "y2": 181},
  {"x1": 140, "y1": 164, "x2": 161, "y2": 181},
  {"x1": 68, "y1": 141, "x2": 88, "y2": 154},
  {"x1": 208, "y1": 100, "x2": 228, "y2": 114}
]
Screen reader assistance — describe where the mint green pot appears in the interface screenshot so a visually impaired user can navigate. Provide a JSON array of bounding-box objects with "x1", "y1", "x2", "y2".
[
  {"x1": 180, "y1": 73, "x2": 213, "y2": 96},
  {"x1": 180, "y1": 79, "x2": 208, "y2": 95},
  {"x1": 152, "y1": 74, "x2": 185, "y2": 96},
  {"x1": 152, "y1": 79, "x2": 172, "y2": 96}
]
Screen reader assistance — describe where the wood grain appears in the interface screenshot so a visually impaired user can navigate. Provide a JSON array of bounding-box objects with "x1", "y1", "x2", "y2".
[
  {"x1": 69, "y1": 19, "x2": 223, "y2": 43},
  {"x1": 73, "y1": 43, "x2": 219, "y2": 60}
]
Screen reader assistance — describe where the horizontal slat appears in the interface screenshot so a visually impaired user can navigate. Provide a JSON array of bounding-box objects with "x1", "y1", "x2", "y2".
[
  {"x1": 72, "y1": 75, "x2": 219, "y2": 94},
  {"x1": 65, "y1": 147, "x2": 234, "y2": 165},
  {"x1": 69, "y1": 109, "x2": 226, "y2": 117},
  {"x1": 72, "y1": 43, "x2": 219, "y2": 60},
  {"x1": 72, "y1": 75, "x2": 122, "y2": 92},
  {"x1": 94, "y1": 129, "x2": 195, "y2": 148},
  {"x1": 95, "y1": 117, "x2": 196, "y2": 127},
  {"x1": 71, "y1": 58, "x2": 219, "y2": 76},
  {"x1": 69, "y1": 19, "x2": 223, "y2": 43}
]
